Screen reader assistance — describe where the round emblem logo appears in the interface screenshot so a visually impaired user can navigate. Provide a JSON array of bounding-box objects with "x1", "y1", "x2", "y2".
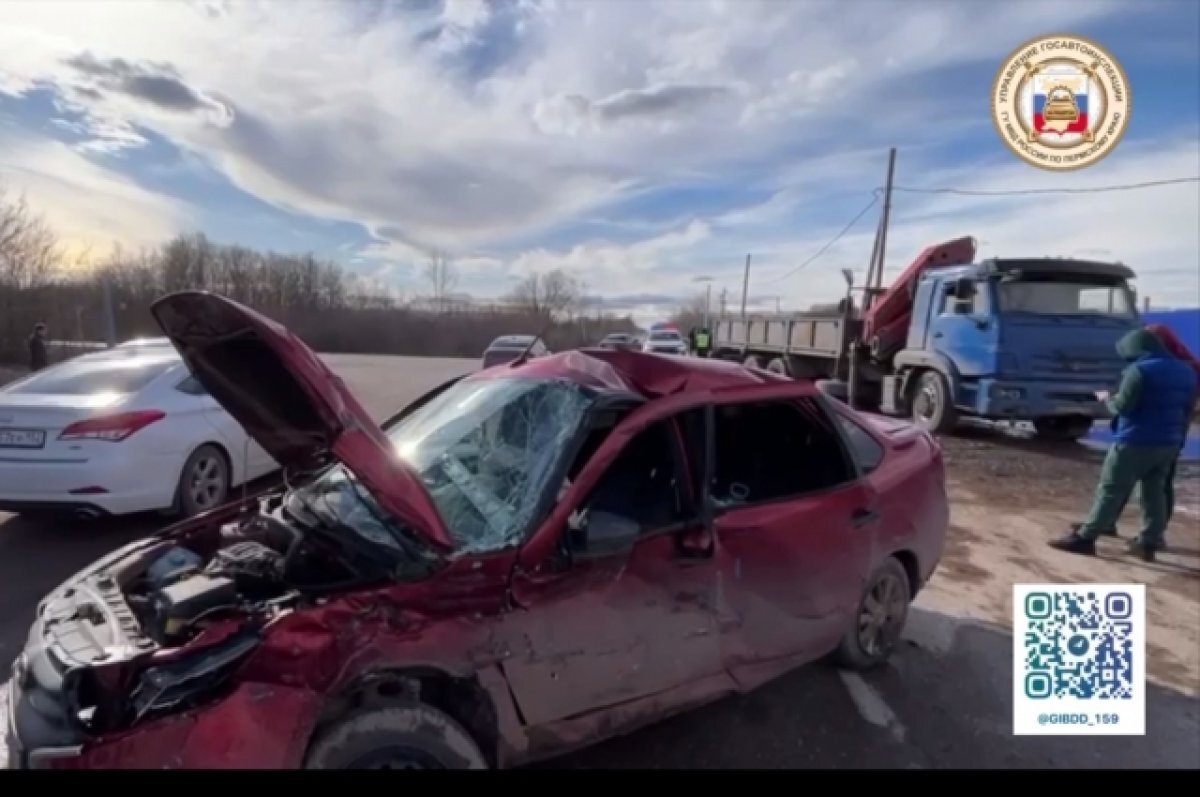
[{"x1": 991, "y1": 34, "x2": 1132, "y2": 171}]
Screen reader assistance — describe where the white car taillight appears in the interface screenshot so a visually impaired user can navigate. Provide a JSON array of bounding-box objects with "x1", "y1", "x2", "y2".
[{"x1": 58, "y1": 410, "x2": 166, "y2": 442}]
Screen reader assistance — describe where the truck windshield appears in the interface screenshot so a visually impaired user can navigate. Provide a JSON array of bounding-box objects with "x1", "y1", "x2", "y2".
[{"x1": 997, "y1": 280, "x2": 1134, "y2": 317}]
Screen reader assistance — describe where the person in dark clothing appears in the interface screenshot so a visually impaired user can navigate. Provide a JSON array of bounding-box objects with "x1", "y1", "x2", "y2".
[
  {"x1": 1050, "y1": 328, "x2": 1197, "y2": 562},
  {"x1": 27, "y1": 323, "x2": 48, "y2": 372}
]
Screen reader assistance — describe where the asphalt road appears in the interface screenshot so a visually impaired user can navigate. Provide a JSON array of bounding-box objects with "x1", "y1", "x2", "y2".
[{"x1": 2, "y1": 353, "x2": 1198, "y2": 769}]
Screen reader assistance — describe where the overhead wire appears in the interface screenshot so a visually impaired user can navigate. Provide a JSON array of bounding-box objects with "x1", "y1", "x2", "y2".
[
  {"x1": 760, "y1": 189, "x2": 882, "y2": 284},
  {"x1": 888, "y1": 176, "x2": 1200, "y2": 197},
  {"x1": 761, "y1": 175, "x2": 1199, "y2": 283}
]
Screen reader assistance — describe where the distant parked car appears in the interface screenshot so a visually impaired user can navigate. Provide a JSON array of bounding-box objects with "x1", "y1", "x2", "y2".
[
  {"x1": 642, "y1": 328, "x2": 688, "y2": 355},
  {"x1": 481, "y1": 334, "x2": 550, "y2": 368},
  {"x1": 0, "y1": 346, "x2": 278, "y2": 519},
  {"x1": 598, "y1": 333, "x2": 638, "y2": 351}
]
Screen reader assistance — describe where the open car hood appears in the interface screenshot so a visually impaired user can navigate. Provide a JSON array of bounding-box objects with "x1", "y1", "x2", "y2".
[{"x1": 150, "y1": 291, "x2": 455, "y2": 552}]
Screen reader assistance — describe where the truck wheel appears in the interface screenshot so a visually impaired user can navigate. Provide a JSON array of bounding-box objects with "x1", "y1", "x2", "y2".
[
  {"x1": 305, "y1": 704, "x2": 488, "y2": 769},
  {"x1": 1033, "y1": 415, "x2": 1093, "y2": 442},
  {"x1": 766, "y1": 358, "x2": 788, "y2": 376},
  {"x1": 911, "y1": 371, "x2": 957, "y2": 434},
  {"x1": 834, "y1": 557, "x2": 912, "y2": 671},
  {"x1": 743, "y1": 355, "x2": 764, "y2": 369}
]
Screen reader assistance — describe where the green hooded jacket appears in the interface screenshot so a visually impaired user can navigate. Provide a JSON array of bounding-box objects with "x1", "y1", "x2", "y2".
[{"x1": 1106, "y1": 328, "x2": 1168, "y2": 415}]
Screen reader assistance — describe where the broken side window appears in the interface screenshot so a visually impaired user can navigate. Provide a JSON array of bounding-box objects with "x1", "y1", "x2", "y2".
[
  {"x1": 711, "y1": 398, "x2": 856, "y2": 507},
  {"x1": 834, "y1": 413, "x2": 885, "y2": 475},
  {"x1": 580, "y1": 419, "x2": 687, "y2": 535}
]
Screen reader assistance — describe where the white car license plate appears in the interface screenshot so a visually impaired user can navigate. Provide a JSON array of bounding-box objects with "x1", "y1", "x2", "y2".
[{"x1": 0, "y1": 428, "x2": 46, "y2": 449}]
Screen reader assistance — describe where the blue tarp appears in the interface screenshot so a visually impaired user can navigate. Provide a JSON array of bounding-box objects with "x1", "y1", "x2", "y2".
[{"x1": 1142, "y1": 307, "x2": 1200, "y2": 355}]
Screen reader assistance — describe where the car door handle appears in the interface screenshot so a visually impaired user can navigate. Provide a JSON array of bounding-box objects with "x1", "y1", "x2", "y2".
[
  {"x1": 932, "y1": 331, "x2": 944, "y2": 338},
  {"x1": 851, "y1": 507, "x2": 880, "y2": 528}
]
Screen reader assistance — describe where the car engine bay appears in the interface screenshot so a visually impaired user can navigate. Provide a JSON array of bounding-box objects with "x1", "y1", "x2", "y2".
[{"x1": 16, "y1": 493, "x2": 405, "y2": 745}]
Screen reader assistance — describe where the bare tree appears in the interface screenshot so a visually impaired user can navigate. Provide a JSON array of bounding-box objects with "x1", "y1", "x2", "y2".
[
  {"x1": 0, "y1": 181, "x2": 59, "y2": 288},
  {"x1": 423, "y1": 250, "x2": 457, "y2": 312},
  {"x1": 506, "y1": 269, "x2": 582, "y2": 320}
]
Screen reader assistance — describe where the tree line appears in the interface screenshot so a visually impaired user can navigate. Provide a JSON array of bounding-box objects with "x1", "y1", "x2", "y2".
[{"x1": 0, "y1": 183, "x2": 640, "y2": 364}]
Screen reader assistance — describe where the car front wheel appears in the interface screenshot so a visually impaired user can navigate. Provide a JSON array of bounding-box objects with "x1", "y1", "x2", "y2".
[
  {"x1": 305, "y1": 704, "x2": 488, "y2": 770},
  {"x1": 834, "y1": 557, "x2": 912, "y2": 671},
  {"x1": 176, "y1": 444, "x2": 230, "y2": 517}
]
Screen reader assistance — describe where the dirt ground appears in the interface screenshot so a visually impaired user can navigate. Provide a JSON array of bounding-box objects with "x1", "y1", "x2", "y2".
[{"x1": 920, "y1": 424, "x2": 1200, "y2": 697}]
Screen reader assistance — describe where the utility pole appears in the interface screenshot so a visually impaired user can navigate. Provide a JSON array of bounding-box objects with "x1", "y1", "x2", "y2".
[
  {"x1": 739, "y1": 253, "x2": 751, "y2": 320},
  {"x1": 875, "y1": 147, "x2": 897, "y2": 294},
  {"x1": 692, "y1": 275, "x2": 714, "y2": 329},
  {"x1": 719, "y1": 287, "x2": 728, "y2": 316}
]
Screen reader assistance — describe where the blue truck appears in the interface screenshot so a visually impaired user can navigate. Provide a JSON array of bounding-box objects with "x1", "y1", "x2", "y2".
[{"x1": 710, "y1": 236, "x2": 1141, "y2": 441}]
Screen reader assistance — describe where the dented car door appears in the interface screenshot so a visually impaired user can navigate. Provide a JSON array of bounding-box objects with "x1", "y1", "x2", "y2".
[
  {"x1": 501, "y1": 402, "x2": 723, "y2": 728},
  {"x1": 706, "y1": 392, "x2": 874, "y2": 680}
]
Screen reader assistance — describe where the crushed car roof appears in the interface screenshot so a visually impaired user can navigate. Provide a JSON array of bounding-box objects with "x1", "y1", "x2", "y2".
[{"x1": 470, "y1": 347, "x2": 791, "y2": 399}]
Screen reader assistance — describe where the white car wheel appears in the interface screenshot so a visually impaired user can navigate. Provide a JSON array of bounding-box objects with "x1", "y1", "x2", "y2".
[{"x1": 178, "y1": 444, "x2": 230, "y2": 517}]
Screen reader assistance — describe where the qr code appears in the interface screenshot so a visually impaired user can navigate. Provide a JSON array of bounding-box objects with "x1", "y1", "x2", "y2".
[{"x1": 1021, "y1": 589, "x2": 1135, "y2": 700}]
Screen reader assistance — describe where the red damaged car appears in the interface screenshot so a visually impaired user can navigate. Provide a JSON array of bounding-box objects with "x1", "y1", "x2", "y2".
[{"x1": 7, "y1": 292, "x2": 948, "y2": 769}]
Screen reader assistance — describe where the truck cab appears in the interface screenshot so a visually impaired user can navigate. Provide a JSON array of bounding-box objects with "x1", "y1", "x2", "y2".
[{"x1": 892, "y1": 258, "x2": 1139, "y2": 439}]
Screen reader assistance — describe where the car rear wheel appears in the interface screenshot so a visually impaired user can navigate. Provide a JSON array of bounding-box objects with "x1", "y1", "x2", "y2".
[
  {"x1": 834, "y1": 557, "x2": 911, "y2": 671},
  {"x1": 305, "y1": 704, "x2": 488, "y2": 770},
  {"x1": 176, "y1": 444, "x2": 230, "y2": 517}
]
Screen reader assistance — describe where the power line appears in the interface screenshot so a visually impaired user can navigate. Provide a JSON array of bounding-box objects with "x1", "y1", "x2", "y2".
[
  {"x1": 889, "y1": 176, "x2": 1200, "y2": 197},
  {"x1": 762, "y1": 190, "x2": 882, "y2": 283},
  {"x1": 760, "y1": 174, "x2": 1198, "y2": 286}
]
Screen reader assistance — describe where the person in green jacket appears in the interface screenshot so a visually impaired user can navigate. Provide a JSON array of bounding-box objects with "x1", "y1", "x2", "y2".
[{"x1": 1050, "y1": 328, "x2": 1198, "y2": 562}]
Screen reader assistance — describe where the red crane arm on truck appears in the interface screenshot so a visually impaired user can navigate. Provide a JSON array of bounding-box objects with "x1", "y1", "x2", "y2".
[{"x1": 862, "y1": 236, "x2": 977, "y2": 358}]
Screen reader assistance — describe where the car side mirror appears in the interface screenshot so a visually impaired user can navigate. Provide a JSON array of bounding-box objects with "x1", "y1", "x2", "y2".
[{"x1": 568, "y1": 509, "x2": 639, "y2": 560}]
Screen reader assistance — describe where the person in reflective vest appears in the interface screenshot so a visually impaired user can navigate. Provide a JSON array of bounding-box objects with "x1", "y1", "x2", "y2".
[{"x1": 693, "y1": 327, "x2": 711, "y2": 358}]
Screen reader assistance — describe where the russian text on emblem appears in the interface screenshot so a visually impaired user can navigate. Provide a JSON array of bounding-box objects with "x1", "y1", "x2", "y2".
[{"x1": 991, "y1": 35, "x2": 1132, "y2": 171}]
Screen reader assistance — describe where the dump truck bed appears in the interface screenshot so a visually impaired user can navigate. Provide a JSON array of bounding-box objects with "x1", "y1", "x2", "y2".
[{"x1": 713, "y1": 312, "x2": 859, "y2": 359}]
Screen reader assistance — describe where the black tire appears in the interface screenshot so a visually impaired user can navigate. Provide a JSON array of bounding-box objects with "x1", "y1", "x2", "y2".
[
  {"x1": 766, "y1": 357, "x2": 788, "y2": 376},
  {"x1": 910, "y1": 370, "x2": 958, "y2": 434},
  {"x1": 743, "y1": 355, "x2": 764, "y2": 369},
  {"x1": 176, "y1": 444, "x2": 230, "y2": 517},
  {"x1": 1033, "y1": 415, "x2": 1093, "y2": 442},
  {"x1": 834, "y1": 557, "x2": 912, "y2": 671},
  {"x1": 305, "y1": 704, "x2": 488, "y2": 770}
]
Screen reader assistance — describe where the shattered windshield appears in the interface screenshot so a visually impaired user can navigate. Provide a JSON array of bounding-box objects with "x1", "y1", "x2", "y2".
[{"x1": 384, "y1": 376, "x2": 594, "y2": 552}]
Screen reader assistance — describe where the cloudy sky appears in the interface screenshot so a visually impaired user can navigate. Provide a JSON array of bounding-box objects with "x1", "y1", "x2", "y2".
[{"x1": 0, "y1": 0, "x2": 1196, "y2": 322}]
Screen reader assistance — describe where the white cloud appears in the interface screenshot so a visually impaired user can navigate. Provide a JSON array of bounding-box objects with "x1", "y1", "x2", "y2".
[
  {"x1": 504, "y1": 139, "x2": 1200, "y2": 318},
  {"x1": 0, "y1": 128, "x2": 190, "y2": 256},
  {"x1": 0, "y1": 0, "x2": 1195, "y2": 313}
]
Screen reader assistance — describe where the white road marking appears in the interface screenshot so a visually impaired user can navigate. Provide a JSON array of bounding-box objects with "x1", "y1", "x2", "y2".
[{"x1": 838, "y1": 670, "x2": 907, "y2": 743}]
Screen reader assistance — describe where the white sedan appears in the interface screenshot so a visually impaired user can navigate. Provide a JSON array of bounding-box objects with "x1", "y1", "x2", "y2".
[
  {"x1": 0, "y1": 346, "x2": 278, "y2": 519},
  {"x1": 641, "y1": 329, "x2": 689, "y2": 355}
]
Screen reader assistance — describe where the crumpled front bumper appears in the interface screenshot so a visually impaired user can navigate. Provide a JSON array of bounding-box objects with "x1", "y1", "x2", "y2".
[{"x1": 7, "y1": 670, "x2": 321, "y2": 769}]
